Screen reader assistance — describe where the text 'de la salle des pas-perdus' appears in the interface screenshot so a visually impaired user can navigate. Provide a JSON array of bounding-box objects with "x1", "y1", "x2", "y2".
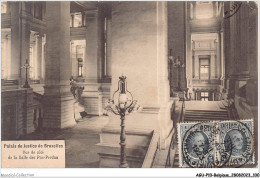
[{"x1": 2, "y1": 140, "x2": 65, "y2": 168}]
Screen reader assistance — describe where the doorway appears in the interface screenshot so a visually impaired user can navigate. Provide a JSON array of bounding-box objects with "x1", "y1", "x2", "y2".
[
  {"x1": 199, "y1": 58, "x2": 210, "y2": 80},
  {"x1": 201, "y1": 92, "x2": 209, "y2": 101}
]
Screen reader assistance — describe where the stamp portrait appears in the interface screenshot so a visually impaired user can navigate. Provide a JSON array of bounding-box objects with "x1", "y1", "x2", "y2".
[{"x1": 178, "y1": 120, "x2": 254, "y2": 168}]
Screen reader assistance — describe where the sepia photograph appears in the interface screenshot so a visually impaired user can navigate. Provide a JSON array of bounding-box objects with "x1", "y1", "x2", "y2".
[{"x1": 0, "y1": 0, "x2": 258, "y2": 176}]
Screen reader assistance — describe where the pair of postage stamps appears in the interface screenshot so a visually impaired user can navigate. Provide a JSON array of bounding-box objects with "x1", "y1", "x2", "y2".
[{"x1": 178, "y1": 119, "x2": 254, "y2": 168}]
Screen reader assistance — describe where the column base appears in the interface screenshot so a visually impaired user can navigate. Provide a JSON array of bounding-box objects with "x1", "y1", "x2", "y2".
[
  {"x1": 81, "y1": 82, "x2": 111, "y2": 116},
  {"x1": 43, "y1": 95, "x2": 76, "y2": 129},
  {"x1": 81, "y1": 83, "x2": 102, "y2": 116}
]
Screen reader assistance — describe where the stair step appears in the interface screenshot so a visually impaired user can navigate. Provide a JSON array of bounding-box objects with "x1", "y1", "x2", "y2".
[
  {"x1": 185, "y1": 118, "x2": 228, "y2": 121},
  {"x1": 185, "y1": 111, "x2": 228, "y2": 115},
  {"x1": 186, "y1": 110, "x2": 228, "y2": 112},
  {"x1": 185, "y1": 114, "x2": 228, "y2": 117},
  {"x1": 185, "y1": 116, "x2": 229, "y2": 119}
]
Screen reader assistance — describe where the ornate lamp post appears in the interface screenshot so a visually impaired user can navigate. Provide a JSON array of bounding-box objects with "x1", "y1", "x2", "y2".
[
  {"x1": 21, "y1": 59, "x2": 31, "y2": 88},
  {"x1": 104, "y1": 76, "x2": 140, "y2": 168}
]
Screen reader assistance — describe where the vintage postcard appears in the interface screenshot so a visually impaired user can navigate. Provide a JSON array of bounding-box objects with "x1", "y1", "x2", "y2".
[{"x1": 0, "y1": 1, "x2": 258, "y2": 177}]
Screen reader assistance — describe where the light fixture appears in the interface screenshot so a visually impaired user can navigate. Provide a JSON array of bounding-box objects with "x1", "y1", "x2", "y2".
[
  {"x1": 104, "y1": 75, "x2": 140, "y2": 168},
  {"x1": 21, "y1": 59, "x2": 31, "y2": 88}
]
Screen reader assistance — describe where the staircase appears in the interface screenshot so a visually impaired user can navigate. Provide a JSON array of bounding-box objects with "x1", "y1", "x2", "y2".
[
  {"x1": 185, "y1": 109, "x2": 229, "y2": 122},
  {"x1": 169, "y1": 101, "x2": 231, "y2": 168}
]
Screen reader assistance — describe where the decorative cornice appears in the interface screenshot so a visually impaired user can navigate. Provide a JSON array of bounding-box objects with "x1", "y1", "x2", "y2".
[{"x1": 20, "y1": 11, "x2": 46, "y2": 34}]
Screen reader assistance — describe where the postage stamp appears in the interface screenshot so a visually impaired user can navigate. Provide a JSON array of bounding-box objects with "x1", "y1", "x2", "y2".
[{"x1": 178, "y1": 120, "x2": 254, "y2": 168}]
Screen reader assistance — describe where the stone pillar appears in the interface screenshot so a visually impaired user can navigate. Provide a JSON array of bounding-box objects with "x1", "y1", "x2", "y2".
[
  {"x1": 186, "y1": 3, "x2": 192, "y2": 90},
  {"x1": 98, "y1": 2, "x2": 173, "y2": 168},
  {"x1": 6, "y1": 34, "x2": 11, "y2": 79},
  {"x1": 36, "y1": 35, "x2": 42, "y2": 81},
  {"x1": 210, "y1": 53, "x2": 216, "y2": 79},
  {"x1": 193, "y1": 2, "x2": 196, "y2": 19},
  {"x1": 97, "y1": 5, "x2": 104, "y2": 81},
  {"x1": 20, "y1": 23, "x2": 31, "y2": 84},
  {"x1": 85, "y1": 11, "x2": 98, "y2": 83},
  {"x1": 43, "y1": 1, "x2": 76, "y2": 129},
  {"x1": 81, "y1": 12, "x2": 85, "y2": 26},
  {"x1": 212, "y1": 2, "x2": 216, "y2": 17},
  {"x1": 81, "y1": 10, "x2": 104, "y2": 116},
  {"x1": 223, "y1": 2, "x2": 235, "y2": 98},
  {"x1": 70, "y1": 41, "x2": 77, "y2": 77},
  {"x1": 216, "y1": 34, "x2": 221, "y2": 79},
  {"x1": 10, "y1": 2, "x2": 30, "y2": 84},
  {"x1": 41, "y1": 35, "x2": 46, "y2": 82},
  {"x1": 106, "y1": 15, "x2": 112, "y2": 77},
  {"x1": 71, "y1": 14, "x2": 74, "y2": 27},
  {"x1": 194, "y1": 55, "x2": 199, "y2": 79},
  {"x1": 1, "y1": 35, "x2": 10, "y2": 79},
  {"x1": 10, "y1": 2, "x2": 20, "y2": 80},
  {"x1": 220, "y1": 32, "x2": 225, "y2": 81}
]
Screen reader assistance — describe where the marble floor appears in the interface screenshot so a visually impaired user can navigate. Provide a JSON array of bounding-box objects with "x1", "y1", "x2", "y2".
[{"x1": 23, "y1": 116, "x2": 110, "y2": 168}]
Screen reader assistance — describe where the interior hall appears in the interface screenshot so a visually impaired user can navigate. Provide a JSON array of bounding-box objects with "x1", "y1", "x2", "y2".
[{"x1": 1, "y1": 1, "x2": 258, "y2": 168}]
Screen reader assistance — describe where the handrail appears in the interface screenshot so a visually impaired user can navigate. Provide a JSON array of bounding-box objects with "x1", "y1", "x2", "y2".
[
  {"x1": 165, "y1": 99, "x2": 185, "y2": 168},
  {"x1": 141, "y1": 130, "x2": 159, "y2": 168},
  {"x1": 226, "y1": 100, "x2": 240, "y2": 120}
]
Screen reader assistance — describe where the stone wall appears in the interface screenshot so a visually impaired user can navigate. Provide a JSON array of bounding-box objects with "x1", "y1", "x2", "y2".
[
  {"x1": 223, "y1": 1, "x2": 258, "y2": 161},
  {"x1": 1, "y1": 88, "x2": 35, "y2": 140}
]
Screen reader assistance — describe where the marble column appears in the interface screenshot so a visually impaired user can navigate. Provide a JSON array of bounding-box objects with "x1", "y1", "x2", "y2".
[
  {"x1": 81, "y1": 12, "x2": 85, "y2": 27},
  {"x1": 85, "y1": 11, "x2": 98, "y2": 83},
  {"x1": 10, "y1": 2, "x2": 20, "y2": 80},
  {"x1": 194, "y1": 55, "x2": 199, "y2": 79},
  {"x1": 98, "y1": 2, "x2": 173, "y2": 167},
  {"x1": 213, "y1": 2, "x2": 217, "y2": 17},
  {"x1": 186, "y1": 5, "x2": 192, "y2": 90},
  {"x1": 70, "y1": 41, "x2": 77, "y2": 77},
  {"x1": 210, "y1": 53, "x2": 216, "y2": 79},
  {"x1": 6, "y1": 34, "x2": 11, "y2": 79},
  {"x1": 220, "y1": 32, "x2": 225, "y2": 81},
  {"x1": 216, "y1": 34, "x2": 221, "y2": 79},
  {"x1": 43, "y1": 1, "x2": 76, "y2": 129},
  {"x1": 20, "y1": 23, "x2": 31, "y2": 84},
  {"x1": 106, "y1": 16, "x2": 112, "y2": 77},
  {"x1": 1, "y1": 35, "x2": 10, "y2": 79},
  {"x1": 82, "y1": 10, "x2": 104, "y2": 116},
  {"x1": 36, "y1": 35, "x2": 42, "y2": 81},
  {"x1": 10, "y1": 2, "x2": 30, "y2": 84},
  {"x1": 41, "y1": 35, "x2": 46, "y2": 82},
  {"x1": 193, "y1": 2, "x2": 196, "y2": 19}
]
